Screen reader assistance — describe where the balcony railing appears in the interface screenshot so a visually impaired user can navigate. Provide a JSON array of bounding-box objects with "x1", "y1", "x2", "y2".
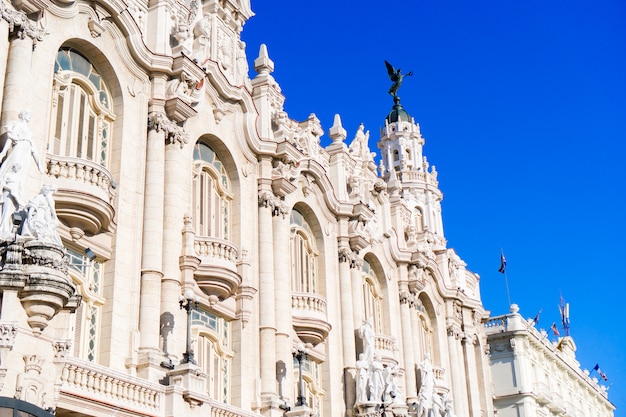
[
  {"x1": 46, "y1": 154, "x2": 115, "y2": 203},
  {"x1": 59, "y1": 357, "x2": 162, "y2": 412},
  {"x1": 194, "y1": 236, "x2": 239, "y2": 264},
  {"x1": 291, "y1": 292, "x2": 327, "y2": 314}
]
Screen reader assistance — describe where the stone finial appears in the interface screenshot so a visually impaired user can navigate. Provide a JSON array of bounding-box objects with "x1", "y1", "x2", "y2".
[
  {"x1": 254, "y1": 44, "x2": 274, "y2": 75},
  {"x1": 329, "y1": 114, "x2": 347, "y2": 143}
]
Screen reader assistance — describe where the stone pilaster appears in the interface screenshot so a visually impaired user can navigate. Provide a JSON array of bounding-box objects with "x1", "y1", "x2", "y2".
[
  {"x1": 137, "y1": 111, "x2": 167, "y2": 374},
  {"x1": 446, "y1": 322, "x2": 467, "y2": 417},
  {"x1": 461, "y1": 331, "x2": 481, "y2": 417},
  {"x1": 272, "y1": 200, "x2": 292, "y2": 405},
  {"x1": 398, "y1": 273, "x2": 417, "y2": 403},
  {"x1": 257, "y1": 189, "x2": 281, "y2": 415}
]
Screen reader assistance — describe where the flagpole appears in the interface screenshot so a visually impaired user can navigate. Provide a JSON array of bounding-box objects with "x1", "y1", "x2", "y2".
[
  {"x1": 503, "y1": 270, "x2": 511, "y2": 308},
  {"x1": 499, "y1": 248, "x2": 512, "y2": 308}
]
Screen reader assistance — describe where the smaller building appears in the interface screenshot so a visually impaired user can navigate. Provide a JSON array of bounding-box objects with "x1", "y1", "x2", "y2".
[{"x1": 485, "y1": 304, "x2": 614, "y2": 417}]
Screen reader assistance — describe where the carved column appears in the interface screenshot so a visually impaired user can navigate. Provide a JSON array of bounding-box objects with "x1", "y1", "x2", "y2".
[
  {"x1": 0, "y1": 8, "x2": 45, "y2": 126},
  {"x1": 461, "y1": 331, "x2": 481, "y2": 417},
  {"x1": 350, "y1": 254, "x2": 364, "y2": 331},
  {"x1": 338, "y1": 245, "x2": 356, "y2": 409},
  {"x1": 446, "y1": 322, "x2": 467, "y2": 417},
  {"x1": 137, "y1": 111, "x2": 167, "y2": 371},
  {"x1": 398, "y1": 274, "x2": 417, "y2": 403},
  {"x1": 257, "y1": 189, "x2": 279, "y2": 413},
  {"x1": 272, "y1": 197, "x2": 292, "y2": 405},
  {"x1": 161, "y1": 120, "x2": 189, "y2": 368}
]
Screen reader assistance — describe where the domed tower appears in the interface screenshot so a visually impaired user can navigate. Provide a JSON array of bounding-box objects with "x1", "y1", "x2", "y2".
[{"x1": 378, "y1": 69, "x2": 445, "y2": 244}]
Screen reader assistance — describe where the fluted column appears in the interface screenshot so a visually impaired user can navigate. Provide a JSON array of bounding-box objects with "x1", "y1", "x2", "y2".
[
  {"x1": 258, "y1": 189, "x2": 279, "y2": 413},
  {"x1": 272, "y1": 201, "x2": 292, "y2": 404}
]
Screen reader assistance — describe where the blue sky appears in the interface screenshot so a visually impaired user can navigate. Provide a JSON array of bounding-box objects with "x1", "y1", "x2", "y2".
[{"x1": 241, "y1": 0, "x2": 626, "y2": 413}]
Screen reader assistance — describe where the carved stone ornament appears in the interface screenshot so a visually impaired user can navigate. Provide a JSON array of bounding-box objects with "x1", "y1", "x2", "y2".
[
  {"x1": 0, "y1": 321, "x2": 16, "y2": 344},
  {"x1": 257, "y1": 190, "x2": 287, "y2": 218},
  {"x1": 1, "y1": 2, "x2": 47, "y2": 47},
  {"x1": 52, "y1": 340, "x2": 72, "y2": 362},
  {"x1": 147, "y1": 112, "x2": 189, "y2": 148}
]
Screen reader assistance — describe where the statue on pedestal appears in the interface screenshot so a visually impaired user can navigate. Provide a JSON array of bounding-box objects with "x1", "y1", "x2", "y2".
[{"x1": 21, "y1": 185, "x2": 63, "y2": 245}]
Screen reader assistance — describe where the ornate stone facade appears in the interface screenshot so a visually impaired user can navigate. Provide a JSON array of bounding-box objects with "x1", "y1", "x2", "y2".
[{"x1": 0, "y1": 1, "x2": 611, "y2": 417}]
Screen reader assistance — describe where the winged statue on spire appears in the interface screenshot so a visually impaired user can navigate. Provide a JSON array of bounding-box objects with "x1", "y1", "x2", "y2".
[{"x1": 385, "y1": 60, "x2": 413, "y2": 100}]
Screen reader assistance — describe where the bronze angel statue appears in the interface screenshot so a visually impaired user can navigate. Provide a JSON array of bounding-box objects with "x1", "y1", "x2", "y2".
[{"x1": 385, "y1": 60, "x2": 413, "y2": 100}]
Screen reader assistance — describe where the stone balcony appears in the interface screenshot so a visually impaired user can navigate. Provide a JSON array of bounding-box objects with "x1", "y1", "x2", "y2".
[
  {"x1": 57, "y1": 356, "x2": 262, "y2": 417},
  {"x1": 192, "y1": 236, "x2": 241, "y2": 301},
  {"x1": 374, "y1": 333, "x2": 397, "y2": 360},
  {"x1": 46, "y1": 154, "x2": 116, "y2": 237},
  {"x1": 291, "y1": 292, "x2": 331, "y2": 346}
]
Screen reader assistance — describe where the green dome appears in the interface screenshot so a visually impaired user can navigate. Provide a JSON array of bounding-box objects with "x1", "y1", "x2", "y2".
[{"x1": 386, "y1": 99, "x2": 412, "y2": 124}]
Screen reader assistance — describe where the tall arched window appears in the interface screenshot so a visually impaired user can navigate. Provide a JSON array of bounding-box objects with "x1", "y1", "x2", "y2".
[
  {"x1": 290, "y1": 210, "x2": 317, "y2": 293},
  {"x1": 362, "y1": 260, "x2": 382, "y2": 333},
  {"x1": 192, "y1": 309, "x2": 232, "y2": 403},
  {"x1": 193, "y1": 142, "x2": 232, "y2": 238},
  {"x1": 67, "y1": 247, "x2": 105, "y2": 363},
  {"x1": 50, "y1": 48, "x2": 115, "y2": 166},
  {"x1": 292, "y1": 357, "x2": 323, "y2": 417}
]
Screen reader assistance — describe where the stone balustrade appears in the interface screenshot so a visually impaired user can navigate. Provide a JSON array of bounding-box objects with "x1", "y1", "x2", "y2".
[
  {"x1": 374, "y1": 334, "x2": 396, "y2": 354},
  {"x1": 210, "y1": 400, "x2": 260, "y2": 417},
  {"x1": 399, "y1": 171, "x2": 438, "y2": 186},
  {"x1": 433, "y1": 366, "x2": 445, "y2": 382},
  {"x1": 291, "y1": 292, "x2": 327, "y2": 314},
  {"x1": 46, "y1": 154, "x2": 115, "y2": 203},
  {"x1": 194, "y1": 236, "x2": 239, "y2": 263},
  {"x1": 60, "y1": 357, "x2": 163, "y2": 412}
]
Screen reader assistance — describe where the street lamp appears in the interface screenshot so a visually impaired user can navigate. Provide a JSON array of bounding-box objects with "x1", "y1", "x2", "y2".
[
  {"x1": 179, "y1": 289, "x2": 198, "y2": 364},
  {"x1": 292, "y1": 342, "x2": 309, "y2": 407}
]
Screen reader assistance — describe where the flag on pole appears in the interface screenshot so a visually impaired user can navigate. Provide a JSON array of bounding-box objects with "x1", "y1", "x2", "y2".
[
  {"x1": 532, "y1": 309, "x2": 542, "y2": 325},
  {"x1": 550, "y1": 322, "x2": 560, "y2": 336},
  {"x1": 498, "y1": 252, "x2": 507, "y2": 274},
  {"x1": 593, "y1": 364, "x2": 608, "y2": 381}
]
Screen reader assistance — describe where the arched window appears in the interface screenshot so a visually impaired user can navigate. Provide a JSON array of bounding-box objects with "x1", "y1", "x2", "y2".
[
  {"x1": 50, "y1": 48, "x2": 115, "y2": 166},
  {"x1": 192, "y1": 309, "x2": 232, "y2": 403},
  {"x1": 67, "y1": 247, "x2": 105, "y2": 363},
  {"x1": 413, "y1": 207, "x2": 424, "y2": 233},
  {"x1": 193, "y1": 142, "x2": 232, "y2": 239},
  {"x1": 362, "y1": 260, "x2": 382, "y2": 333},
  {"x1": 290, "y1": 210, "x2": 317, "y2": 293}
]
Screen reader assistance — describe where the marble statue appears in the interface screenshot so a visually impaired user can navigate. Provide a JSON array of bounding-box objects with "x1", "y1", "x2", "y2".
[
  {"x1": 384, "y1": 362, "x2": 401, "y2": 404},
  {"x1": 0, "y1": 163, "x2": 25, "y2": 238},
  {"x1": 417, "y1": 353, "x2": 435, "y2": 417},
  {"x1": 0, "y1": 110, "x2": 44, "y2": 188},
  {"x1": 192, "y1": 14, "x2": 211, "y2": 64},
  {"x1": 21, "y1": 185, "x2": 63, "y2": 245},
  {"x1": 369, "y1": 354, "x2": 384, "y2": 403},
  {"x1": 356, "y1": 353, "x2": 369, "y2": 404},
  {"x1": 359, "y1": 318, "x2": 375, "y2": 362}
]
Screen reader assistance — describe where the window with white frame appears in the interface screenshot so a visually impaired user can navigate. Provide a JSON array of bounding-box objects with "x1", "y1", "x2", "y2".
[
  {"x1": 192, "y1": 142, "x2": 232, "y2": 239},
  {"x1": 290, "y1": 210, "x2": 318, "y2": 293},
  {"x1": 192, "y1": 309, "x2": 232, "y2": 403},
  {"x1": 67, "y1": 247, "x2": 105, "y2": 362},
  {"x1": 362, "y1": 260, "x2": 383, "y2": 333},
  {"x1": 50, "y1": 48, "x2": 115, "y2": 166}
]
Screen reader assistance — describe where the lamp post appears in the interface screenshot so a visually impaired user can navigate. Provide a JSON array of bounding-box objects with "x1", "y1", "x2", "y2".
[
  {"x1": 292, "y1": 342, "x2": 309, "y2": 407},
  {"x1": 179, "y1": 289, "x2": 198, "y2": 364}
]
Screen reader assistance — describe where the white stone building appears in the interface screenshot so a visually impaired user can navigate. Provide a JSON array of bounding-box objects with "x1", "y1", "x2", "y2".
[
  {"x1": 485, "y1": 304, "x2": 615, "y2": 417},
  {"x1": 0, "y1": 1, "x2": 609, "y2": 417}
]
